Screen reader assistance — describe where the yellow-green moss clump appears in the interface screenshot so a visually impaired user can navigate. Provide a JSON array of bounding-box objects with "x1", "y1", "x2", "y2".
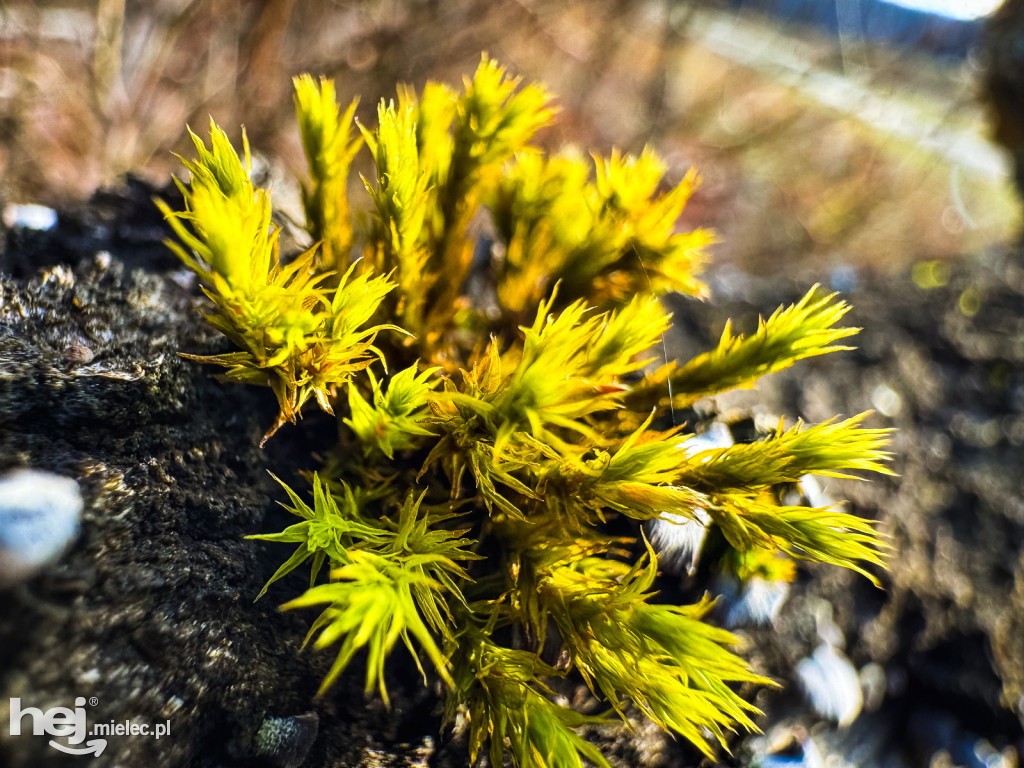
[{"x1": 160, "y1": 57, "x2": 892, "y2": 767}]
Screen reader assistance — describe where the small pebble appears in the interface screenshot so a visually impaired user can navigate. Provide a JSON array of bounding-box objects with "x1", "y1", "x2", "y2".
[
  {"x1": 798, "y1": 475, "x2": 835, "y2": 510},
  {"x1": 2, "y1": 203, "x2": 58, "y2": 231},
  {"x1": 0, "y1": 469, "x2": 83, "y2": 587},
  {"x1": 723, "y1": 576, "x2": 789, "y2": 628},
  {"x1": 253, "y1": 712, "x2": 319, "y2": 768},
  {"x1": 751, "y1": 726, "x2": 825, "y2": 768},
  {"x1": 651, "y1": 508, "x2": 711, "y2": 575},
  {"x1": 760, "y1": 739, "x2": 824, "y2": 768},
  {"x1": 870, "y1": 383, "x2": 903, "y2": 418},
  {"x1": 63, "y1": 342, "x2": 95, "y2": 365},
  {"x1": 679, "y1": 421, "x2": 734, "y2": 456},
  {"x1": 796, "y1": 644, "x2": 863, "y2": 727},
  {"x1": 859, "y1": 662, "x2": 888, "y2": 712},
  {"x1": 652, "y1": 422, "x2": 734, "y2": 573}
]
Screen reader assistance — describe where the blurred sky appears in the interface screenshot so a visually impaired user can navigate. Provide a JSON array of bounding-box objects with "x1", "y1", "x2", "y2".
[{"x1": 888, "y1": 0, "x2": 1001, "y2": 19}]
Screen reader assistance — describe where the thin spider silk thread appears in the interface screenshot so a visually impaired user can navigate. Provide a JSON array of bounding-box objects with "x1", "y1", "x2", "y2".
[{"x1": 632, "y1": 247, "x2": 676, "y2": 427}]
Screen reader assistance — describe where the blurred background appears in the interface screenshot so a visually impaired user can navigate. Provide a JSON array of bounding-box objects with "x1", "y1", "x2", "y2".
[
  {"x1": 0, "y1": 0, "x2": 1018, "y2": 274},
  {"x1": 4, "y1": 1, "x2": 1024, "y2": 766}
]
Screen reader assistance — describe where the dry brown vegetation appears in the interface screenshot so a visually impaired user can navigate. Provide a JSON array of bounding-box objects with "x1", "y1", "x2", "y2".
[{"x1": 0, "y1": 0, "x2": 1016, "y2": 276}]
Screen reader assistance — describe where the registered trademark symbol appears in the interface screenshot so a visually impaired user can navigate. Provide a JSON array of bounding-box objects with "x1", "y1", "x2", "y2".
[{"x1": 89, "y1": 697, "x2": 98, "y2": 707}]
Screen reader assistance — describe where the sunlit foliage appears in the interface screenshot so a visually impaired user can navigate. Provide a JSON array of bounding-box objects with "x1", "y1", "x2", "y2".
[{"x1": 163, "y1": 56, "x2": 891, "y2": 767}]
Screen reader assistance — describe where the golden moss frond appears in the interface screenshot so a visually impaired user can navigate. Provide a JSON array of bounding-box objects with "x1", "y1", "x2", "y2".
[
  {"x1": 160, "y1": 123, "x2": 400, "y2": 441},
  {"x1": 294, "y1": 74, "x2": 362, "y2": 272},
  {"x1": 248, "y1": 472, "x2": 387, "y2": 598},
  {"x1": 282, "y1": 551, "x2": 453, "y2": 702},
  {"x1": 446, "y1": 627, "x2": 613, "y2": 768},
  {"x1": 710, "y1": 495, "x2": 889, "y2": 586},
  {"x1": 629, "y1": 287, "x2": 858, "y2": 413},
  {"x1": 490, "y1": 148, "x2": 712, "y2": 315},
  {"x1": 539, "y1": 549, "x2": 772, "y2": 758},
  {"x1": 678, "y1": 413, "x2": 895, "y2": 489},
  {"x1": 345, "y1": 364, "x2": 439, "y2": 459}
]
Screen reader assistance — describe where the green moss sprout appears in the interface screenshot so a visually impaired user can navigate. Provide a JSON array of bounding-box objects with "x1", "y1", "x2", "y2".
[{"x1": 161, "y1": 56, "x2": 892, "y2": 766}]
